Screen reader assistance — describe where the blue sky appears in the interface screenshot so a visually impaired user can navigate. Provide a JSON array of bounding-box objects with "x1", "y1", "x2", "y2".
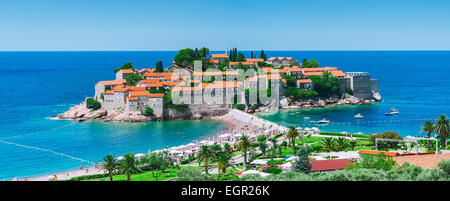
[{"x1": 1, "y1": 0, "x2": 449, "y2": 50}]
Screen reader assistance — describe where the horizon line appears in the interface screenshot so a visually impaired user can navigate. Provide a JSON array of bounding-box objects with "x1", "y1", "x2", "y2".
[{"x1": 1, "y1": 49, "x2": 450, "y2": 52}]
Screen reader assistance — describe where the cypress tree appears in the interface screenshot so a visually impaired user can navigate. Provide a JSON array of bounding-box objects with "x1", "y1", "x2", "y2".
[
  {"x1": 155, "y1": 61, "x2": 163, "y2": 72},
  {"x1": 251, "y1": 51, "x2": 254, "y2": 58}
]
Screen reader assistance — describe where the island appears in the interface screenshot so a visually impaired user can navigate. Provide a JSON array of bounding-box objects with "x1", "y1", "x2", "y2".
[{"x1": 57, "y1": 47, "x2": 381, "y2": 122}]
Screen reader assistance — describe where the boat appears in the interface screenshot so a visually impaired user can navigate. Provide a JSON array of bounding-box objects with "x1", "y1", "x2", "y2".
[
  {"x1": 385, "y1": 112, "x2": 393, "y2": 116},
  {"x1": 354, "y1": 113, "x2": 364, "y2": 119},
  {"x1": 303, "y1": 116, "x2": 310, "y2": 119},
  {"x1": 390, "y1": 108, "x2": 399, "y2": 114},
  {"x1": 317, "y1": 118, "x2": 330, "y2": 124}
]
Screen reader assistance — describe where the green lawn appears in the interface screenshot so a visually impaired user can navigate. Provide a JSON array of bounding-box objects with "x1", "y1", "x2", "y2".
[{"x1": 88, "y1": 166, "x2": 201, "y2": 181}]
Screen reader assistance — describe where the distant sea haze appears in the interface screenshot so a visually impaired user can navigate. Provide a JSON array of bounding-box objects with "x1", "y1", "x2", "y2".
[{"x1": 0, "y1": 51, "x2": 449, "y2": 180}]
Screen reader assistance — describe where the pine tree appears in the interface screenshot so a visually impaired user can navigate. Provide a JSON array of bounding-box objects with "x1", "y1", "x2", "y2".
[
  {"x1": 155, "y1": 61, "x2": 163, "y2": 72},
  {"x1": 292, "y1": 147, "x2": 311, "y2": 173}
]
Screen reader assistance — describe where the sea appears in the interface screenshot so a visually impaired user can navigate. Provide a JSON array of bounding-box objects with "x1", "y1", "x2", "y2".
[{"x1": 0, "y1": 51, "x2": 449, "y2": 180}]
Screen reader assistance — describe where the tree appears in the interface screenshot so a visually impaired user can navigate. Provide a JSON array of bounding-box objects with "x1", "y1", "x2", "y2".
[
  {"x1": 216, "y1": 152, "x2": 232, "y2": 174},
  {"x1": 433, "y1": 115, "x2": 449, "y2": 148},
  {"x1": 269, "y1": 138, "x2": 277, "y2": 159},
  {"x1": 174, "y1": 48, "x2": 195, "y2": 67},
  {"x1": 102, "y1": 154, "x2": 118, "y2": 181},
  {"x1": 237, "y1": 52, "x2": 245, "y2": 62},
  {"x1": 346, "y1": 153, "x2": 397, "y2": 171},
  {"x1": 349, "y1": 140, "x2": 357, "y2": 151},
  {"x1": 237, "y1": 135, "x2": 251, "y2": 169},
  {"x1": 310, "y1": 71, "x2": 340, "y2": 98},
  {"x1": 335, "y1": 137, "x2": 348, "y2": 151},
  {"x1": 141, "y1": 106, "x2": 154, "y2": 117},
  {"x1": 320, "y1": 138, "x2": 335, "y2": 152},
  {"x1": 260, "y1": 50, "x2": 267, "y2": 61},
  {"x1": 155, "y1": 61, "x2": 163, "y2": 72},
  {"x1": 292, "y1": 147, "x2": 311, "y2": 173},
  {"x1": 302, "y1": 59, "x2": 319, "y2": 68},
  {"x1": 142, "y1": 153, "x2": 164, "y2": 181},
  {"x1": 114, "y1": 62, "x2": 134, "y2": 73},
  {"x1": 223, "y1": 143, "x2": 231, "y2": 154},
  {"x1": 125, "y1": 72, "x2": 143, "y2": 86},
  {"x1": 422, "y1": 120, "x2": 434, "y2": 150},
  {"x1": 251, "y1": 51, "x2": 254, "y2": 58},
  {"x1": 119, "y1": 152, "x2": 141, "y2": 181},
  {"x1": 86, "y1": 98, "x2": 101, "y2": 110},
  {"x1": 369, "y1": 131, "x2": 403, "y2": 149},
  {"x1": 259, "y1": 142, "x2": 268, "y2": 156},
  {"x1": 197, "y1": 145, "x2": 215, "y2": 174},
  {"x1": 287, "y1": 126, "x2": 299, "y2": 153}
]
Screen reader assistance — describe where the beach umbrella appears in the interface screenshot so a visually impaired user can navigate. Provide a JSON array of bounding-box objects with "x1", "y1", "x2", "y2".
[
  {"x1": 117, "y1": 156, "x2": 124, "y2": 160},
  {"x1": 286, "y1": 156, "x2": 299, "y2": 161},
  {"x1": 219, "y1": 134, "x2": 230, "y2": 138}
]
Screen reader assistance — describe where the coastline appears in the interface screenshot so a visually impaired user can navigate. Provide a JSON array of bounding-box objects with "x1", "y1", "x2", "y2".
[{"x1": 27, "y1": 109, "x2": 287, "y2": 181}]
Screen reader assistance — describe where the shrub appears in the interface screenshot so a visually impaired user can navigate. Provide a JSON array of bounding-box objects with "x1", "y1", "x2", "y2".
[
  {"x1": 369, "y1": 131, "x2": 403, "y2": 149},
  {"x1": 346, "y1": 153, "x2": 397, "y2": 171},
  {"x1": 86, "y1": 98, "x2": 101, "y2": 110},
  {"x1": 141, "y1": 106, "x2": 154, "y2": 117},
  {"x1": 176, "y1": 167, "x2": 215, "y2": 181},
  {"x1": 286, "y1": 87, "x2": 318, "y2": 100},
  {"x1": 265, "y1": 167, "x2": 282, "y2": 174},
  {"x1": 233, "y1": 104, "x2": 246, "y2": 111},
  {"x1": 438, "y1": 159, "x2": 450, "y2": 176},
  {"x1": 281, "y1": 141, "x2": 288, "y2": 147},
  {"x1": 180, "y1": 156, "x2": 197, "y2": 165},
  {"x1": 292, "y1": 147, "x2": 312, "y2": 173}
]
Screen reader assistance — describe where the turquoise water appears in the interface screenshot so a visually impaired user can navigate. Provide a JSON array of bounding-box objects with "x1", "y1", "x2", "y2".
[
  {"x1": 257, "y1": 51, "x2": 450, "y2": 137},
  {"x1": 0, "y1": 51, "x2": 449, "y2": 180}
]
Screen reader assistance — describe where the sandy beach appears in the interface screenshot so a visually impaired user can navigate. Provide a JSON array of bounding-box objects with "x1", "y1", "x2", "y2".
[{"x1": 25, "y1": 109, "x2": 286, "y2": 181}]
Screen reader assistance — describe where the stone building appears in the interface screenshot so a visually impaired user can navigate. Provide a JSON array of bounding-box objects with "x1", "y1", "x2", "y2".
[{"x1": 116, "y1": 69, "x2": 135, "y2": 80}]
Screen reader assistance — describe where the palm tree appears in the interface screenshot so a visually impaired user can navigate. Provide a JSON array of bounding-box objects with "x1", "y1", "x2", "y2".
[
  {"x1": 433, "y1": 115, "x2": 449, "y2": 148},
  {"x1": 286, "y1": 126, "x2": 299, "y2": 153},
  {"x1": 320, "y1": 138, "x2": 335, "y2": 152},
  {"x1": 102, "y1": 154, "x2": 118, "y2": 181},
  {"x1": 237, "y1": 135, "x2": 251, "y2": 169},
  {"x1": 335, "y1": 137, "x2": 348, "y2": 151},
  {"x1": 422, "y1": 120, "x2": 434, "y2": 150},
  {"x1": 118, "y1": 152, "x2": 141, "y2": 181},
  {"x1": 216, "y1": 152, "x2": 232, "y2": 174},
  {"x1": 197, "y1": 145, "x2": 215, "y2": 174}
]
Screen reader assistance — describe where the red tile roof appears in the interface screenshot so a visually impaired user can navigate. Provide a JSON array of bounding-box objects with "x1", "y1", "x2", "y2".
[
  {"x1": 211, "y1": 54, "x2": 229, "y2": 58},
  {"x1": 311, "y1": 159, "x2": 353, "y2": 172},
  {"x1": 100, "y1": 79, "x2": 126, "y2": 86},
  {"x1": 120, "y1": 69, "x2": 135, "y2": 74},
  {"x1": 357, "y1": 150, "x2": 398, "y2": 157},
  {"x1": 297, "y1": 79, "x2": 313, "y2": 83}
]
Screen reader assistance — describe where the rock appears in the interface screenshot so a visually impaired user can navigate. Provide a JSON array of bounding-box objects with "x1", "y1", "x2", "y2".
[
  {"x1": 317, "y1": 99, "x2": 326, "y2": 107},
  {"x1": 193, "y1": 114, "x2": 202, "y2": 119},
  {"x1": 279, "y1": 98, "x2": 289, "y2": 107},
  {"x1": 372, "y1": 91, "x2": 382, "y2": 101},
  {"x1": 57, "y1": 99, "x2": 106, "y2": 120}
]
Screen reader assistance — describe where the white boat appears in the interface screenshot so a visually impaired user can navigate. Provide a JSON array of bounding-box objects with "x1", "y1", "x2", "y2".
[
  {"x1": 303, "y1": 116, "x2": 310, "y2": 119},
  {"x1": 390, "y1": 108, "x2": 399, "y2": 114},
  {"x1": 354, "y1": 113, "x2": 364, "y2": 119},
  {"x1": 317, "y1": 118, "x2": 330, "y2": 124}
]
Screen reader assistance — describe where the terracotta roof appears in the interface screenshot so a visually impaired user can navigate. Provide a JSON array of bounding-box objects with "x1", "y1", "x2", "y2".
[
  {"x1": 104, "y1": 90, "x2": 114, "y2": 95},
  {"x1": 148, "y1": 93, "x2": 164, "y2": 98},
  {"x1": 246, "y1": 58, "x2": 264, "y2": 62},
  {"x1": 120, "y1": 69, "x2": 135, "y2": 74},
  {"x1": 281, "y1": 79, "x2": 286, "y2": 83},
  {"x1": 393, "y1": 153, "x2": 450, "y2": 169},
  {"x1": 297, "y1": 79, "x2": 313, "y2": 83},
  {"x1": 331, "y1": 70, "x2": 346, "y2": 77},
  {"x1": 267, "y1": 57, "x2": 293, "y2": 61},
  {"x1": 209, "y1": 60, "x2": 219, "y2": 64},
  {"x1": 257, "y1": 74, "x2": 282, "y2": 80},
  {"x1": 114, "y1": 87, "x2": 130, "y2": 92},
  {"x1": 129, "y1": 91, "x2": 150, "y2": 97},
  {"x1": 211, "y1": 54, "x2": 229, "y2": 58},
  {"x1": 100, "y1": 79, "x2": 126, "y2": 86},
  {"x1": 127, "y1": 86, "x2": 146, "y2": 91},
  {"x1": 303, "y1": 72, "x2": 324, "y2": 76},
  {"x1": 144, "y1": 72, "x2": 179, "y2": 77},
  {"x1": 146, "y1": 83, "x2": 164, "y2": 88},
  {"x1": 193, "y1": 71, "x2": 239, "y2": 76},
  {"x1": 138, "y1": 68, "x2": 155, "y2": 73},
  {"x1": 162, "y1": 82, "x2": 185, "y2": 87},
  {"x1": 357, "y1": 150, "x2": 398, "y2": 157},
  {"x1": 311, "y1": 159, "x2": 353, "y2": 172},
  {"x1": 128, "y1": 96, "x2": 138, "y2": 101},
  {"x1": 141, "y1": 79, "x2": 161, "y2": 84}
]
